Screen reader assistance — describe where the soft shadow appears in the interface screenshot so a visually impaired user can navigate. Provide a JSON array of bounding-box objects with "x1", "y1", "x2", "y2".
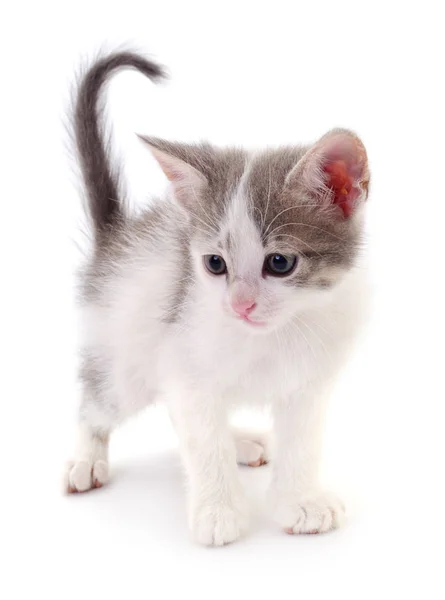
[{"x1": 67, "y1": 450, "x2": 274, "y2": 546}]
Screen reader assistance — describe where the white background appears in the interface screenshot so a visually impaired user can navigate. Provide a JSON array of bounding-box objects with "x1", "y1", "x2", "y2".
[{"x1": 1, "y1": 1, "x2": 444, "y2": 598}]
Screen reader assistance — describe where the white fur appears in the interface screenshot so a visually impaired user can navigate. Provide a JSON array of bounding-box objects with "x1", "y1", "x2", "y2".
[
  {"x1": 66, "y1": 155, "x2": 367, "y2": 545},
  {"x1": 65, "y1": 425, "x2": 109, "y2": 492},
  {"x1": 232, "y1": 428, "x2": 270, "y2": 466}
]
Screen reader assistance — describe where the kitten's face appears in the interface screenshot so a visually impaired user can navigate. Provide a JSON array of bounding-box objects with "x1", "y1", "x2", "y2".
[
  {"x1": 190, "y1": 172, "x2": 364, "y2": 333},
  {"x1": 141, "y1": 130, "x2": 369, "y2": 333}
]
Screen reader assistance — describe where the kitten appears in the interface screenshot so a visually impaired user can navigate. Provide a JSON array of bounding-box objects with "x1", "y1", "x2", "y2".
[{"x1": 65, "y1": 51, "x2": 370, "y2": 546}]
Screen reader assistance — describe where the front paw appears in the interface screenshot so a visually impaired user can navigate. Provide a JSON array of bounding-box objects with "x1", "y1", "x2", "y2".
[
  {"x1": 190, "y1": 496, "x2": 249, "y2": 546},
  {"x1": 271, "y1": 490, "x2": 345, "y2": 534}
]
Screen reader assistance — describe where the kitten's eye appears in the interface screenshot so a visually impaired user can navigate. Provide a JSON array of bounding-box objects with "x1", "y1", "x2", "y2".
[
  {"x1": 264, "y1": 254, "x2": 297, "y2": 276},
  {"x1": 203, "y1": 254, "x2": 227, "y2": 275}
]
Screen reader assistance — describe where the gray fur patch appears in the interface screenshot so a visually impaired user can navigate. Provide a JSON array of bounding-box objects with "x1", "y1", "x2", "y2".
[{"x1": 243, "y1": 148, "x2": 364, "y2": 288}]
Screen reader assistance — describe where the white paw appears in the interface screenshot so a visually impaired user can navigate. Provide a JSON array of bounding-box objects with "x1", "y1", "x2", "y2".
[
  {"x1": 272, "y1": 490, "x2": 345, "y2": 534},
  {"x1": 235, "y1": 439, "x2": 268, "y2": 467},
  {"x1": 190, "y1": 497, "x2": 249, "y2": 546},
  {"x1": 64, "y1": 460, "x2": 109, "y2": 493}
]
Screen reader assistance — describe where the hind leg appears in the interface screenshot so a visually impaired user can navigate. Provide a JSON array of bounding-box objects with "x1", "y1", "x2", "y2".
[{"x1": 233, "y1": 428, "x2": 270, "y2": 467}]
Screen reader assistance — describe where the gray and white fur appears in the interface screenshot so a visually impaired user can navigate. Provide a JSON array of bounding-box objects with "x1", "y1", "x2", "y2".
[{"x1": 65, "y1": 51, "x2": 370, "y2": 546}]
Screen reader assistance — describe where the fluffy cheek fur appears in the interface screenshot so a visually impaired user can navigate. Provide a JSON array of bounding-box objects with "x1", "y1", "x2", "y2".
[
  {"x1": 261, "y1": 282, "x2": 325, "y2": 329},
  {"x1": 252, "y1": 276, "x2": 349, "y2": 332}
]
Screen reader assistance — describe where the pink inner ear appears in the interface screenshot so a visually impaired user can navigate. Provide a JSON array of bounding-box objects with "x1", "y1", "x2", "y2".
[
  {"x1": 145, "y1": 144, "x2": 207, "y2": 208},
  {"x1": 324, "y1": 160, "x2": 357, "y2": 218},
  {"x1": 321, "y1": 136, "x2": 367, "y2": 218}
]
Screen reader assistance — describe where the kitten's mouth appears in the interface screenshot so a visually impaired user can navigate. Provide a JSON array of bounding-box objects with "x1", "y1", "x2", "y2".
[{"x1": 238, "y1": 315, "x2": 266, "y2": 327}]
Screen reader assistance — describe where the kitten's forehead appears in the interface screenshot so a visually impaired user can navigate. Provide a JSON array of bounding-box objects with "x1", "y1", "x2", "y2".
[
  {"x1": 213, "y1": 148, "x2": 363, "y2": 289},
  {"x1": 221, "y1": 165, "x2": 264, "y2": 279},
  {"x1": 245, "y1": 147, "x2": 308, "y2": 230},
  {"x1": 192, "y1": 146, "x2": 362, "y2": 280},
  {"x1": 220, "y1": 148, "x2": 304, "y2": 228},
  {"x1": 201, "y1": 147, "x2": 247, "y2": 217}
]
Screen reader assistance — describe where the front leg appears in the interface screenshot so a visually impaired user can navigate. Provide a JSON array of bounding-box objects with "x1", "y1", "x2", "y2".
[
  {"x1": 169, "y1": 392, "x2": 249, "y2": 546},
  {"x1": 270, "y1": 387, "x2": 345, "y2": 535}
]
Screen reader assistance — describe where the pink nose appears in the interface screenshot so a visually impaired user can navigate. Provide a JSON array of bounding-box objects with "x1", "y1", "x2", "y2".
[{"x1": 231, "y1": 299, "x2": 256, "y2": 317}]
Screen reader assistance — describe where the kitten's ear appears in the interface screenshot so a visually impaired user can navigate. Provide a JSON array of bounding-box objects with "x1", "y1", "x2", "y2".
[
  {"x1": 138, "y1": 135, "x2": 207, "y2": 207},
  {"x1": 286, "y1": 129, "x2": 370, "y2": 218}
]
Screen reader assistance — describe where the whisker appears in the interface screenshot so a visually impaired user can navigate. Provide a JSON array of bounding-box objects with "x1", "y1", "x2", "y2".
[
  {"x1": 268, "y1": 233, "x2": 323, "y2": 257},
  {"x1": 268, "y1": 222, "x2": 347, "y2": 243},
  {"x1": 187, "y1": 223, "x2": 215, "y2": 238},
  {"x1": 253, "y1": 205, "x2": 264, "y2": 224},
  {"x1": 300, "y1": 312, "x2": 333, "y2": 338},
  {"x1": 263, "y1": 204, "x2": 320, "y2": 236},
  {"x1": 189, "y1": 212, "x2": 218, "y2": 235},
  {"x1": 288, "y1": 320, "x2": 310, "y2": 378},
  {"x1": 295, "y1": 316, "x2": 332, "y2": 368},
  {"x1": 187, "y1": 181, "x2": 219, "y2": 233},
  {"x1": 292, "y1": 316, "x2": 317, "y2": 363}
]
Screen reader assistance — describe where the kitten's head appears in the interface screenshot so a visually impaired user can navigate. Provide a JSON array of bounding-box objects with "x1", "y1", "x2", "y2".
[{"x1": 141, "y1": 130, "x2": 369, "y2": 333}]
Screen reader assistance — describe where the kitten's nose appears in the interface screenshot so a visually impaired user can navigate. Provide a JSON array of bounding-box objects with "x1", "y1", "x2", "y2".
[{"x1": 231, "y1": 299, "x2": 256, "y2": 317}]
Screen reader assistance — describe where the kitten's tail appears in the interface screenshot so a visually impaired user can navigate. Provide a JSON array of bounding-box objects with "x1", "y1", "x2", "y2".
[{"x1": 72, "y1": 51, "x2": 166, "y2": 237}]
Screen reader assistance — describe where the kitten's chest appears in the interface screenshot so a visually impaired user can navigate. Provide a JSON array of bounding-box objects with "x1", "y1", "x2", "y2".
[
  {"x1": 228, "y1": 338, "x2": 310, "y2": 403},
  {"x1": 193, "y1": 326, "x2": 309, "y2": 401},
  {"x1": 164, "y1": 312, "x2": 333, "y2": 402}
]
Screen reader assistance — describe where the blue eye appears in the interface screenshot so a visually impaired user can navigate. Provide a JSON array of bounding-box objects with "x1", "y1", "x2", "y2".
[
  {"x1": 203, "y1": 255, "x2": 227, "y2": 275},
  {"x1": 264, "y1": 254, "x2": 297, "y2": 276}
]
